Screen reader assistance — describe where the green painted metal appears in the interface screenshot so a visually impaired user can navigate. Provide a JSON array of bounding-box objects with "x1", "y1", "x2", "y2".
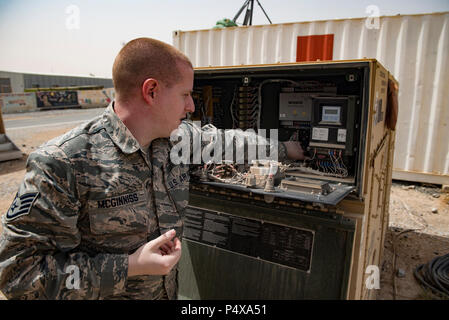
[{"x1": 179, "y1": 191, "x2": 355, "y2": 299}]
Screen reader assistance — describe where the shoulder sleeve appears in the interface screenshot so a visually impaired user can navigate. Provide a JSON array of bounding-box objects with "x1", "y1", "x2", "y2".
[{"x1": 0, "y1": 145, "x2": 128, "y2": 299}]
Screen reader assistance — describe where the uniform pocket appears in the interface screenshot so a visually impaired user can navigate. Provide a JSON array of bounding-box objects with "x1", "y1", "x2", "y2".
[{"x1": 87, "y1": 191, "x2": 149, "y2": 235}]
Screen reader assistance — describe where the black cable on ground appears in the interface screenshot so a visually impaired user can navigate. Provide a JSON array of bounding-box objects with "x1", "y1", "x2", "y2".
[{"x1": 414, "y1": 253, "x2": 449, "y2": 299}]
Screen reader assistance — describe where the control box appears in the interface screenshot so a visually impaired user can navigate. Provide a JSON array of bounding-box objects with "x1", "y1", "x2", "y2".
[{"x1": 179, "y1": 60, "x2": 397, "y2": 300}]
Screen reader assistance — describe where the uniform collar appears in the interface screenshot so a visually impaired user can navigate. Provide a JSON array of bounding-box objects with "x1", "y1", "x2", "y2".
[{"x1": 102, "y1": 102, "x2": 140, "y2": 154}]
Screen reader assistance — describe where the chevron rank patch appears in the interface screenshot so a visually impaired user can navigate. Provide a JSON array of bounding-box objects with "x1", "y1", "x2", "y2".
[{"x1": 6, "y1": 192, "x2": 39, "y2": 221}]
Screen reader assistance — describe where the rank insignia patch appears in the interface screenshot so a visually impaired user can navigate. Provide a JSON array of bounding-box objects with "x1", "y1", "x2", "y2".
[{"x1": 6, "y1": 192, "x2": 39, "y2": 221}]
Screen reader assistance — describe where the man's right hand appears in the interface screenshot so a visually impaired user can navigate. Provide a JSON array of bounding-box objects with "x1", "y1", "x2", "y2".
[
  {"x1": 127, "y1": 229, "x2": 182, "y2": 277},
  {"x1": 283, "y1": 141, "x2": 307, "y2": 160}
]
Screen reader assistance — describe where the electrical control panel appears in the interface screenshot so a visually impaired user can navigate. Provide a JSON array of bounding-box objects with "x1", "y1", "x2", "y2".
[
  {"x1": 278, "y1": 92, "x2": 312, "y2": 122},
  {"x1": 309, "y1": 96, "x2": 357, "y2": 155},
  {"x1": 187, "y1": 62, "x2": 372, "y2": 205},
  {"x1": 179, "y1": 60, "x2": 396, "y2": 300}
]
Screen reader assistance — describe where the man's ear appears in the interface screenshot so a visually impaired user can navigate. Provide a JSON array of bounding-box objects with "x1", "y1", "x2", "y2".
[{"x1": 142, "y1": 78, "x2": 158, "y2": 105}]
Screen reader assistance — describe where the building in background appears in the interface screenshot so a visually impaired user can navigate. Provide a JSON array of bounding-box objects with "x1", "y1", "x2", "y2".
[
  {"x1": 0, "y1": 71, "x2": 114, "y2": 113},
  {"x1": 0, "y1": 70, "x2": 112, "y2": 93}
]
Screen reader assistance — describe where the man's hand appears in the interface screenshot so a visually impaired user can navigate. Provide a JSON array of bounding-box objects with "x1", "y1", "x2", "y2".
[
  {"x1": 283, "y1": 141, "x2": 307, "y2": 160},
  {"x1": 127, "y1": 229, "x2": 182, "y2": 277}
]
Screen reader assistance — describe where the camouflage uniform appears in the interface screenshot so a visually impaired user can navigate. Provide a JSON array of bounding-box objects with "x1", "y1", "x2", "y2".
[{"x1": 0, "y1": 102, "x2": 286, "y2": 300}]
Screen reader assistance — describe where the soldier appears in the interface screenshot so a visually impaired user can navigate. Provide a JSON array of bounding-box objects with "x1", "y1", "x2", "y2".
[{"x1": 0, "y1": 38, "x2": 305, "y2": 299}]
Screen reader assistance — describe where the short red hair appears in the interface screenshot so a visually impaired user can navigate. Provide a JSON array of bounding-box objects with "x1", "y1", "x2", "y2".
[{"x1": 112, "y1": 38, "x2": 192, "y2": 99}]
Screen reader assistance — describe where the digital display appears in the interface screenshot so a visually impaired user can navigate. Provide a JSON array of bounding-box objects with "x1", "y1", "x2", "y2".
[{"x1": 322, "y1": 106, "x2": 341, "y2": 123}]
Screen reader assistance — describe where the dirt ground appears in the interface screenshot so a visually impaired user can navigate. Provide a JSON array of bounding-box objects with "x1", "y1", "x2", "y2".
[
  {"x1": 0, "y1": 124, "x2": 447, "y2": 300},
  {"x1": 378, "y1": 185, "x2": 449, "y2": 299}
]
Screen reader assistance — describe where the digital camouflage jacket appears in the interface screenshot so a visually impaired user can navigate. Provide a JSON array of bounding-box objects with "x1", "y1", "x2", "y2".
[{"x1": 0, "y1": 102, "x2": 286, "y2": 299}]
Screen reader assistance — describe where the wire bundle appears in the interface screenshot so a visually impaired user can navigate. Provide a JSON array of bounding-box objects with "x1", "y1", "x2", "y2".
[
  {"x1": 230, "y1": 86, "x2": 258, "y2": 130},
  {"x1": 328, "y1": 150, "x2": 348, "y2": 177},
  {"x1": 414, "y1": 253, "x2": 449, "y2": 299},
  {"x1": 203, "y1": 162, "x2": 247, "y2": 184},
  {"x1": 290, "y1": 148, "x2": 348, "y2": 178}
]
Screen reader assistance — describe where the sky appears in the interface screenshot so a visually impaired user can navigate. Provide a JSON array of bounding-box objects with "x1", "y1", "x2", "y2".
[{"x1": 0, "y1": 0, "x2": 448, "y2": 78}]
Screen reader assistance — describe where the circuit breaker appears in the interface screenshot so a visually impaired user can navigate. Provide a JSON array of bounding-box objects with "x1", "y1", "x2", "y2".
[{"x1": 179, "y1": 60, "x2": 397, "y2": 300}]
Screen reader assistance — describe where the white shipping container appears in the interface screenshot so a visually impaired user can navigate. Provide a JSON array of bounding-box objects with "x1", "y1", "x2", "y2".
[{"x1": 173, "y1": 12, "x2": 449, "y2": 185}]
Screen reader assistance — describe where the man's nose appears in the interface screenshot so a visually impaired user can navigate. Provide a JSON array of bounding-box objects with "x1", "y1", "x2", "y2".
[{"x1": 185, "y1": 97, "x2": 195, "y2": 113}]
